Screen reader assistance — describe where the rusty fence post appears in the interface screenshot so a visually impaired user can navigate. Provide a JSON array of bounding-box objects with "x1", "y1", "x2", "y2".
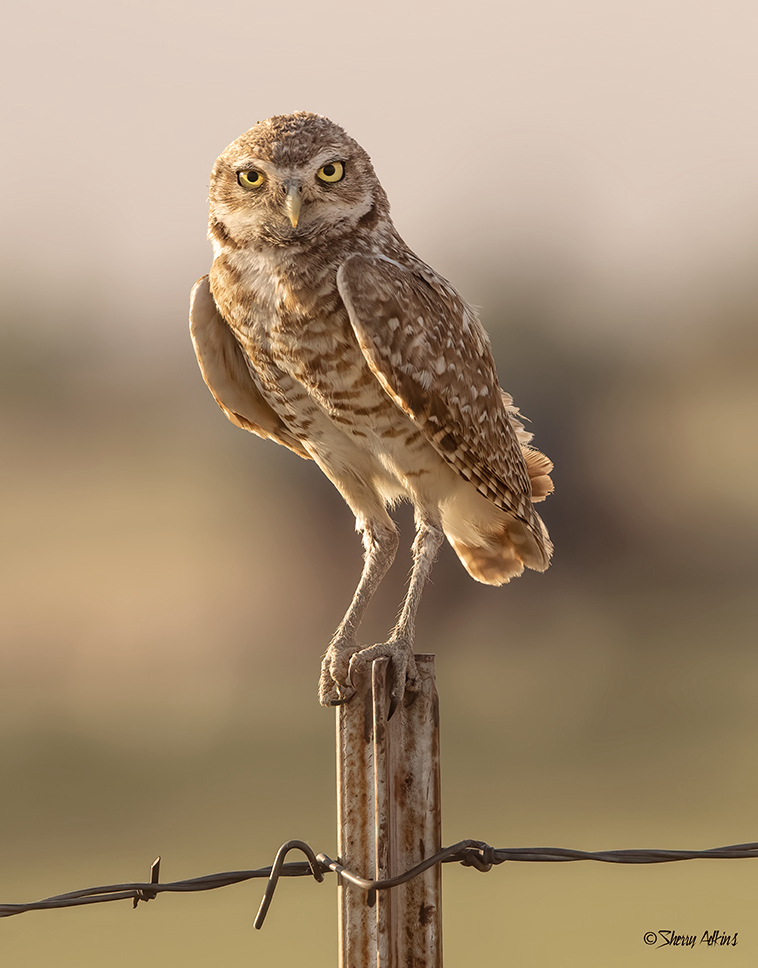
[{"x1": 336, "y1": 654, "x2": 442, "y2": 967}]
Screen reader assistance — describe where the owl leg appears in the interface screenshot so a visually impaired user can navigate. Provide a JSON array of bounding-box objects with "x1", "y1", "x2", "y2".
[
  {"x1": 346, "y1": 513, "x2": 444, "y2": 712},
  {"x1": 319, "y1": 517, "x2": 399, "y2": 706}
]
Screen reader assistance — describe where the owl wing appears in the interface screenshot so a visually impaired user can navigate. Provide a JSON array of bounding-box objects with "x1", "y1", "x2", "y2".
[
  {"x1": 189, "y1": 275, "x2": 311, "y2": 459},
  {"x1": 337, "y1": 253, "x2": 544, "y2": 536}
]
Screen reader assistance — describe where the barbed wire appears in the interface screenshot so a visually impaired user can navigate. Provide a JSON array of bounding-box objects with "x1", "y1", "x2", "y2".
[{"x1": 2, "y1": 838, "x2": 757, "y2": 928}]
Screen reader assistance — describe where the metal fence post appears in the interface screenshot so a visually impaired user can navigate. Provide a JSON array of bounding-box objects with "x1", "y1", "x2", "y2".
[{"x1": 336, "y1": 654, "x2": 442, "y2": 967}]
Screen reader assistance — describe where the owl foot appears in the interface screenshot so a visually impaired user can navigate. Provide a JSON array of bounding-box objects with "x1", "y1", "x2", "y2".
[
  {"x1": 319, "y1": 636, "x2": 418, "y2": 714},
  {"x1": 319, "y1": 637, "x2": 361, "y2": 707},
  {"x1": 351, "y1": 639, "x2": 418, "y2": 718}
]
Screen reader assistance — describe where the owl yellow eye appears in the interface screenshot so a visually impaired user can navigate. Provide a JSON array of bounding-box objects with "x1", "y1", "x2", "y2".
[
  {"x1": 316, "y1": 161, "x2": 345, "y2": 184},
  {"x1": 237, "y1": 169, "x2": 265, "y2": 189}
]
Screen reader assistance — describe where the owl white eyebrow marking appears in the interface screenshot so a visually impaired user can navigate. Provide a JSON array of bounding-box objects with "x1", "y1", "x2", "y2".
[
  {"x1": 233, "y1": 158, "x2": 277, "y2": 176},
  {"x1": 310, "y1": 149, "x2": 348, "y2": 170}
]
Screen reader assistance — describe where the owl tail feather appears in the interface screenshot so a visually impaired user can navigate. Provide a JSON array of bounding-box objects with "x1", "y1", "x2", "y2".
[
  {"x1": 446, "y1": 510, "x2": 552, "y2": 586},
  {"x1": 447, "y1": 533, "x2": 526, "y2": 585},
  {"x1": 522, "y1": 446, "x2": 554, "y2": 502},
  {"x1": 500, "y1": 391, "x2": 555, "y2": 503},
  {"x1": 442, "y1": 438, "x2": 554, "y2": 586}
]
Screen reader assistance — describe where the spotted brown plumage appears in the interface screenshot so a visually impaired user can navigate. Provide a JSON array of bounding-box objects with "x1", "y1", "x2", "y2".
[{"x1": 190, "y1": 112, "x2": 554, "y2": 707}]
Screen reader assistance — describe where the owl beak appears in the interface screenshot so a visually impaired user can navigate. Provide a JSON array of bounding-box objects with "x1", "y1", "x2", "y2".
[{"x1": 283, "y1": 184, "x2": 303, "y2": 228}]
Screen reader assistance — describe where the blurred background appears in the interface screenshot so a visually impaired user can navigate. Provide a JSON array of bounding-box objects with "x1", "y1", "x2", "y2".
[{"x1": 2, "y1": 0, "x2": 758, "y2": 964}]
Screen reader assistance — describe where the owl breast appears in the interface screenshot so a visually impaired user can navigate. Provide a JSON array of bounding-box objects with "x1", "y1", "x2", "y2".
[{"x1": 212, "y1": 259, "x2": 451, "y2": 505}]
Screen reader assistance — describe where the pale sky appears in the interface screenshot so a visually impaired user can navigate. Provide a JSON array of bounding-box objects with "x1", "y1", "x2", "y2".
[{"x1": 3, "y1": 0, "x2": 758, "y2": 348}]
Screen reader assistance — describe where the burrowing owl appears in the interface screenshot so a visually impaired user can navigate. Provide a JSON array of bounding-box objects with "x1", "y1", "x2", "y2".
[{"x1": 190, "y1": 112, "x2": 553, "y2": 709}]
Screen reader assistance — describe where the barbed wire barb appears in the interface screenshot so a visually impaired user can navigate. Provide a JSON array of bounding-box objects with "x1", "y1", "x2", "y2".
[{"x1": 132, "y1": 856, "x2": 161, "y2": 909}]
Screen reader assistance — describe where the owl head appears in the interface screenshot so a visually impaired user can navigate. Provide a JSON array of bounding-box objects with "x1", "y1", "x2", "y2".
[{"x1": 208, "y1": 113, "x2": 390, "y2": 250}]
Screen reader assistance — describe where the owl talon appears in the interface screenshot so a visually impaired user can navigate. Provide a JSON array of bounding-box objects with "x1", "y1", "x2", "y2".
[
  {"x1": 327, "y1": 693, "x2": 353, "y2": 707},
  {"x1": 334, "y1": 681, "x2": 356, "y2": 705}
]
